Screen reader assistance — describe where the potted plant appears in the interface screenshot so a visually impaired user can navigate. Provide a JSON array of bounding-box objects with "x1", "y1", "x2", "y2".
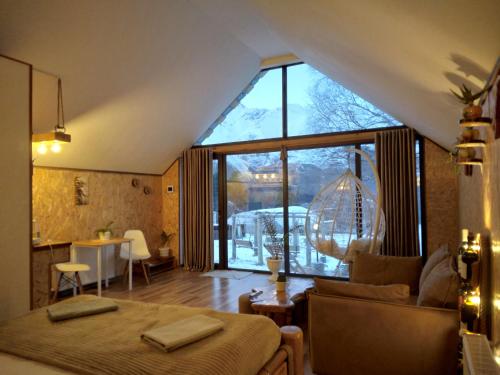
[
  {"x1": 159, "y1": 230, "x2": 175, "y2": 257},
  {"x1": 261, "y1": 214, "x2": 301, "y2": 282},
  {"x1": 450, "y1": 84, "x2": 489, "y2": 120},
  {"x1": 95, "y1": 221, "x2": 114, "y2": 240},
  {"x1": 276, "y1": 273, "x2": 287, "y2": 292}
]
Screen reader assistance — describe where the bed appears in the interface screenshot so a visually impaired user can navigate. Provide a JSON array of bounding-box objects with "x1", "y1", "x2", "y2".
[{"x1": 0, "y1": 295, "x2": 303, "y2": 375}]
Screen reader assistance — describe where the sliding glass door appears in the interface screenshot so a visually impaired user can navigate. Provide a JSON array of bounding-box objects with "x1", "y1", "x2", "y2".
[
  {"x1": 225, "y1": 151, "x2": 283, "y2": 271},
  {"x1": 214, "y1": 144, "x2": 383, "y2": 278}
]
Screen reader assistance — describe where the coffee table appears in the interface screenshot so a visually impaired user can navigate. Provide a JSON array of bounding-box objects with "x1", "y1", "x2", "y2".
[{"x1": 249, "y1": 278, "x2": 313, "y2": 326}]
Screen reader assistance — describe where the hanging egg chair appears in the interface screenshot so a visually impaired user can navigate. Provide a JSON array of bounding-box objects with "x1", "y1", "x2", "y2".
[{"x1": 305, "y1": 148, "x2": 385, "y2": 263}]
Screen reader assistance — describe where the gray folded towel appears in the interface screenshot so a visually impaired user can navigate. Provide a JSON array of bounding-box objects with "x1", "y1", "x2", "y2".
[
  {"x1": 141, "y1": 314, "x2": 224, "y2": 352},
  {"x1": 47, "y1": 299, "x2": 119, "y2": 322}
]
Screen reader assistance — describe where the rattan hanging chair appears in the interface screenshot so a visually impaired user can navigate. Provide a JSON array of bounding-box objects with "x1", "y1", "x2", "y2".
[{"x1": 305, "y1": 148, "x2": 385, "y2": 263}]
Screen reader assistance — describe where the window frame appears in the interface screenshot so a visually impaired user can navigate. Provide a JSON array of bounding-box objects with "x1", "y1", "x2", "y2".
[{"x1": 199, "y1": 62, "x2": 427, "y2": 277}]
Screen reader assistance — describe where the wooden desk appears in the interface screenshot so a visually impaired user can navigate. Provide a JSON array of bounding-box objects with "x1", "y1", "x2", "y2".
[
  {"x1": 249, "y1": 278, "x2": 313, "y2": 326},
  {"x1": 71, "y1": 238, "x2": 133, "y2": 296}
]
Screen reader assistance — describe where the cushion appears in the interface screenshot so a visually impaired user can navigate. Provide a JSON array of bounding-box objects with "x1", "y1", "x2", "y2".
[
  {"x1": 419, "y1": 245, "x2": 449, "y2": 291},
  {"x1": 314, "y1": 278, "x2": 410, "y2": 304},
  {"x1": 351, "y1": 253, "x2": 423, "y2": 294},
  {"x1": 417, "y1": 256, "x2": 459, "y2": 309}
]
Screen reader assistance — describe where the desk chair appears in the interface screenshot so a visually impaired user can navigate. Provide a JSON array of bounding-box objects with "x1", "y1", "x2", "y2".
[
  {"x1": 120, "y1": 230, "x2": 152, "y2": 285},
  {"x1": 49, "y1": 242, "x2": 90, "y2": 304}
]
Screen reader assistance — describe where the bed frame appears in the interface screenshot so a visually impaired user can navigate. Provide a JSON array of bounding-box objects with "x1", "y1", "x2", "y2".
[{"x1": 258, "y1": 326, "x2": 304, "y2": 375}]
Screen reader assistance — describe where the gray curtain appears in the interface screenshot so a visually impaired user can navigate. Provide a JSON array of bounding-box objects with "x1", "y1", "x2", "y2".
[
  {"x1": 376, "y1": 128, "x2": 419, "y2": 256},
  {"x1": 182, "y1": 148, "x2": 213, "y2": 271}
]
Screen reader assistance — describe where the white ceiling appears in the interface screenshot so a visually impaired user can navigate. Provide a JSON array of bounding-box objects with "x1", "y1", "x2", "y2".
[{"x1": 1, "y1": 0, "x2": 499, "y2": 173}]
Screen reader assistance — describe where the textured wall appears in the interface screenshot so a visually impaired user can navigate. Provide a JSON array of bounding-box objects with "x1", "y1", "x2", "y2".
[
  {"x1": 162, "y1": 160, "x2": 180, "y2": 262},
  {"x1": 32, "y1": 167, "x2": 163, "y2": 252},
  {"x1": 458, "y1": 79, "x2": 500, "y2": 352},
  {"x1": 424, "y1": 139, "x2": 459, "y2": 255}
]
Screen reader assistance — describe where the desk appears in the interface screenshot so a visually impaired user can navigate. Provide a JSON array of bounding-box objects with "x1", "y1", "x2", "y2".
[{"x1": 71, "y1": 238, "x2": 133, "y2": 296}]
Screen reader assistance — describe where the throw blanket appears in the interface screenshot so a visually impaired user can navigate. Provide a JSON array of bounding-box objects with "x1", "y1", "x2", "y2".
[
  {"x1": 47, "y1": 299, "x2": 118, "y2": 322},
  {"x1": 0, "y1": 295, "x2": 281, "y2": 375},
  {"x1": 142, "y1": 314, "x2": 224, "y2": 352}
]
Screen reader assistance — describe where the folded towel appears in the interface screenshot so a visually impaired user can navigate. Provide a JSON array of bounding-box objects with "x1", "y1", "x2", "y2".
[
  {"x1": 47, "y1": 299, "x2": 119, "y2": 322},
  {"x1": 141, "y1": 314, "x2": 224, "y2": 352}
]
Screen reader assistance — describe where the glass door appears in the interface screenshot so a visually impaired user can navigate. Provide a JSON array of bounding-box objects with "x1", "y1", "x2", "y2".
[
  {"x1": 225, "y1": 151, "x2": 283, "y2": 271},
  {"x1": 287, "y1": 146, "x2": 358, "y2": 278}
]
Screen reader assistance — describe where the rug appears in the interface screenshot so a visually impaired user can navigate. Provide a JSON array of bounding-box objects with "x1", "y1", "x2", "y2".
[{"x1": 200, "y1": 270, "x2": 253, "y2": 280}]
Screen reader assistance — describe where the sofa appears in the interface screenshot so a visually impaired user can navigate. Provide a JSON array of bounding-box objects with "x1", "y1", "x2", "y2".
[{"x1": 308, "y1": 249, "x2": 460, "y2": 375}]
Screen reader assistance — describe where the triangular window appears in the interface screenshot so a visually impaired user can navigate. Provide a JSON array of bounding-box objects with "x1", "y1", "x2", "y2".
[{"x1": 197, "y1": 63, "x2": 400, "y2": 145}]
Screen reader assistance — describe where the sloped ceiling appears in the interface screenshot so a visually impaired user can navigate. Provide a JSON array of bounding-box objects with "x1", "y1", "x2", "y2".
[
  {"x1": 250, "y1": 0, "x2": 500, "y2": 148},
  {"x1": 1, "y1": 1, "x2": 499, "y2": 173},
  {"x1": 0, "y1": 0, "x2": 260, "y2": 174}
]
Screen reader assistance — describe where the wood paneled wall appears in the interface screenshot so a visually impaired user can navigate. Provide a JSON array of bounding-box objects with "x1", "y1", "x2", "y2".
[
  {"x1": 32, "y1": 167, "x2": 163, "y2": 253},
  {"x1": 162, "y1": 160, "x2": 180, "y2": 261},
  {"x1": 424, "y1": 139, "x2": 459, "y2": 255}
]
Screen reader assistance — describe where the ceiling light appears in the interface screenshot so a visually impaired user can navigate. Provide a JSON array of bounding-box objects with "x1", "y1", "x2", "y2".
[{"x1": 32, "y1": 78, "x2": 71, "y2": 149}]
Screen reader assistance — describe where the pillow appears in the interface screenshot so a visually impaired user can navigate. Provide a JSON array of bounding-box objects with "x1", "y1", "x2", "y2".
[
  {"x1": 417, "y1": 256, "x2": 459, "y2": 309},
  {"x1": 314, "y1": 278, "x2": 410, "y2": 304},
  {"x1": 419, "y1": 245, "x2": 449, "y2": 291},
  {"x1": 351, "y1": 253, "x2": 422, "y2": 294}
]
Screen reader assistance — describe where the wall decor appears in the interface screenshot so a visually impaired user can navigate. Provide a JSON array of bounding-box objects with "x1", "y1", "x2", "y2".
[
  {"x1": 131, "y1": 178, "x2": 140, "y2": 188},
  {"x1": 75, "y1": 176, "x2": 89, "y2": 205}
]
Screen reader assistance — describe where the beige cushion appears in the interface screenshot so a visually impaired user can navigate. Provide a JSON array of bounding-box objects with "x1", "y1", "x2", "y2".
[
  {"x1": 351, "y1": 253, "x2": 423, "y2": 294},
  {"x1": 419, "y1": 245, "x2": 449, "y2": 290},
  {"x1": 417, "y1": 257, "x2": 459, "y2": 309},
  {"x1": 314, "y1": 278, "x2": 410, "y2": 304},
  {"x1": 55, "y1": 263, "x2": 90, "y2": 272}
]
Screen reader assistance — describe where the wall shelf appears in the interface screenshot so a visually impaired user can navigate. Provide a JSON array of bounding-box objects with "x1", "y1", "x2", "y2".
[
  {"x1": 459, "y1": 117, "x2": 493, "y2": 128},
  {"x1": 457, "y1": 159, "x2": 483, "y2": 166},
  {"x1": 456, "y1": 141, "x2": 486, "y2": 148}
]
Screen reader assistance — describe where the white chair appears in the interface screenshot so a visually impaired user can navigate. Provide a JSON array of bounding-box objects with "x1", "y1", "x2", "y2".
[
  {"x1": 50, "y1": 244, "x2": 90, "y2": 304},
  {"x1": 120, "y1": 230, "x2": 152, "y2": 285}
]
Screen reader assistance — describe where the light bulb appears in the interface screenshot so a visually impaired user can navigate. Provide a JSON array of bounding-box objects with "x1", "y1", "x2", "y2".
[
  {"x1": 37, "y1": 143, "x2": 48, "y2": 154},
  {"x1": 51, "y1": 142, "x2": 62, "y2": 153}
]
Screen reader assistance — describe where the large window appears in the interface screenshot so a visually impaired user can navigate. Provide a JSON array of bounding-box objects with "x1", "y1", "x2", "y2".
[
  {"x1": 198, "y1": 63, "x2": 401, "y2": 145},
  {"x1": 200, "y1": 63, "x2": 422, "y2": 277}
]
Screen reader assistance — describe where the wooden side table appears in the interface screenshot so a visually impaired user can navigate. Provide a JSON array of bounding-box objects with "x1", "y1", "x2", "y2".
[{"x1": 248, "y1": 279, "x2": 312, "y2": 326}]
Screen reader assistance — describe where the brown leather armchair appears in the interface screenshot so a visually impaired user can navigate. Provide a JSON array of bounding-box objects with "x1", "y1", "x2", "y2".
[{"x1": 308, "y1": 290, "x2": 459, "y2": 375}]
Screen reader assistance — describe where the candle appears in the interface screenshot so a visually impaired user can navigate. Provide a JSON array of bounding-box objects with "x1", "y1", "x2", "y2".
[{"x1": 461, "y1": 229, "x2": 469, "y2": 243}]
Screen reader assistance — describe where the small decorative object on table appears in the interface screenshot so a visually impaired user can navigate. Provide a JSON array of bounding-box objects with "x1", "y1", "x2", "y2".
[
  {"x1": 261, "y1": 213, "x2": 300, "y2": 282},
  {"x1": 95, "y1": 221, "x2": 114, "y2": 240},
  {"x1": 276, "y1": 273, "x2": 287, "y2": 292},
  {"x1": 159, "y1": 230, "x2": 175, "y2": 257}
]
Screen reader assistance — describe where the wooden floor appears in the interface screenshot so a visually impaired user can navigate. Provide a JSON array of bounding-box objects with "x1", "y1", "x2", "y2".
[
  {"x1": 87, "y1": 268, "x2": 315, "y2": 374},
  {"x1": 93, "y1": 268, "x2": 311, "y2": 312}
]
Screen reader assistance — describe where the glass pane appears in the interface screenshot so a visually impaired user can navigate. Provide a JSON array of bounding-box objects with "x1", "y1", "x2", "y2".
[
  {"x1": 213, "y1": 158, "x2": 220, "y2": 265},
  {"x1": 415, "y1": 141, "x2": 422, "y2": 255},
  {"x1": 287, "y1": 64, "x2": 401, "y2": 137},
  {"x1": 200, "y1": 68, "x2": 283, "y2": 145},
  {"x1": 226, "y1": 152, "x2": 283, "y2": 271},
  {"x1": 288, "y1": 146, "x2": 355, "y2": 277}
]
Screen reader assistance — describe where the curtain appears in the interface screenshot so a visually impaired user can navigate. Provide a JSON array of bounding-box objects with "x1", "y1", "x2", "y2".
[
  {"x1": 182, "y1": 148, "x2": 213, "y2": 271},
  {"x1": 375, "y1": 128, "x2": 419, "y2": 256}
]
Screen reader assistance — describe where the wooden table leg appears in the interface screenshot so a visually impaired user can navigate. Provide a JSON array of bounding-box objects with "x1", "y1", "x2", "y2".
[{"x1": 97, "y1": 246, "x2": 102, "y2": 297}]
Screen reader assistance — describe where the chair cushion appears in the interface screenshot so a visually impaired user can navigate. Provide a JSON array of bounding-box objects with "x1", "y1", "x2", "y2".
[
  {"x1": 55, "y1": 263, "x2": 90, "y2": 272},
  {"x1": 314, "y1": 278, "x2": 410, "y2": 304},
  {"x1": 351, "y1": 253, "x2": 422, "y2": 294},
  {"x1": 417, "y1": 257, "x2": 459, "y2": 309},
  {"x1": 419, "y1": 245, "x2": 449, "y2": 291}
]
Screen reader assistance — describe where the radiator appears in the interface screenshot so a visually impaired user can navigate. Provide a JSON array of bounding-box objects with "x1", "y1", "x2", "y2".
[{"x1": 463, "y1": 333, "x2": 499, "y2": 375}]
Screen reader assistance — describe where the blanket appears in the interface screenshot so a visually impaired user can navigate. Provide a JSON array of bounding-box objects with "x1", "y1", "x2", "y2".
[{"x1": 0, "y1": 295, "x2": 281, "y2": 375}]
